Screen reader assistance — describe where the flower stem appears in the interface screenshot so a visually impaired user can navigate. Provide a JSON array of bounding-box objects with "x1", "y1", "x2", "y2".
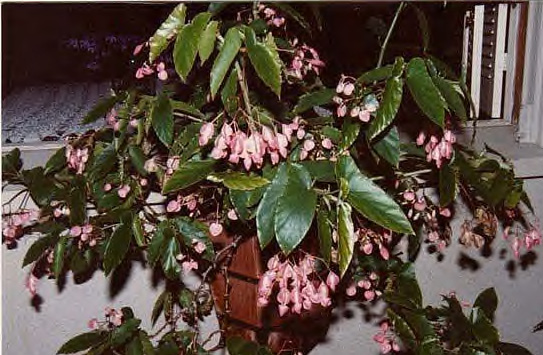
[{"x1": 376, "y1": 2, "x2": 406, "y2": 68}]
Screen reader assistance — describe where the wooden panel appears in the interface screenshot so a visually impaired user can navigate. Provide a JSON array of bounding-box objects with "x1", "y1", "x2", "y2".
[{"x1": 211, "y1": 234, "x2": 263, "y2": 280}]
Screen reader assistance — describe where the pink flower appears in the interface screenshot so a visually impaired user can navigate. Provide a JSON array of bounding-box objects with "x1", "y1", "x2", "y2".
[
  {"x1": 359, "y1": 110, "x2": 371, "y2": 122},
  {"x1": 70, "y1": 226, "x2": 82, "y2": 237},
  {"x1": 193, "y1": 241, "x2": 206, "y2": 254},
  {"x1": 272, "y1": 17, "x2": 285, "y2": 27},
  {"x1": 326, "y1": 271, "x2": 340, "y2": 292},
  {"x1": 87, "y1": 318, "x2": 99, "y2": 329},
  {"x1": 144, "y1": 157, "x2": 158, "y2": 173},
  {"x1": 343, "y1": 83, "x2": 355, "y2": 96},
  {"x1": 182, "y1": 259, "x2": 198, "y2": 273},
  {"x1": 512, "y1": 237, "x2": 521, "y2": 258},
  {"x1": 350, "y1": 106, "x2": 360, "y2": 117},
  {"x1": 303, "y1": 140, "x2": 315, "y2": 152},
  {"x1": 157, "y1": 62, "x2": 168, "y2": 81},
  {"x1": 346, "y1": 284, "x2": 357, "y2": 296},
  {"x1": 209, "y1": 222, "x2": 223, "y2": 237},
  {"x1": 337, "y1": 104, "x2": 347, "y2": 117},
  {"x1": 199, "y1": 122, "x2": 215, "y2": 146},
  {"x1": 227, "y1": 209, "x2": 238, "y2": 220},
  {"x1": 362, "y1": 241, "x2": 373, "y2": 255},
  {"x1": 166, "y1": 200, "x2": 181, "y2": 213},
  {"x1": 336, "y1": 82, "x2": 345, "y2": 94},
  {"x1": 439, "y1": 207, "x2": 451, "y2": 218},
  {"x1": 364, "y1": 290, "x2": 376, "y2": 301},
  {"x1": 413, "y1": 197, "x2": 426, "y2": 211},
  {"x1": 278, "y1": 304, "x2": 289, "y2": 317},
  {"x1": 379, "y1": 244, "x2": 390, "y2": 260},
  {"x1": 416, "y1": 132, "x2": 426, "y2": 146},
  {"x1": 296, "y1": 128, "x2": 306, "y2": 140},
  {"x1": 25, "y1": 273, "x2": 38, "y2": 296},
  {"x1": 140, "y1": 178, "x2": 148, "y2": 187},
  {"x1": 117, "y1": 185, "x2": 131, "y2": 199},
  {"x1": 103, "y1": 183, "x2": 112, "y2": 192},
  {"x1": 322, "y1": 138, "x2": 333, "y2": 149},
  {"x1": 403, "y1": 190, "x2": 415, "y2": 202},
  {"x1": 133, "y1": 43, "x2": 144, "y2": 56}
]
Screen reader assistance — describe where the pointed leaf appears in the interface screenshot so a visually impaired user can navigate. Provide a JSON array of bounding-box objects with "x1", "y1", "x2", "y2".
[
  {"x1": 474, "y1": 287, "x2": 498, "y2": 321},
  {"x1": 245, "y1": 27, "x2": 282, "y2": 96},
  {"x1": 161, "y1": 236, "x2": 181, "y2": 279},
  {"x1": 273, "y1": 3, "x2": 312, "y2": 34},
  {"x1": 340, "y1": 118, "x2": 361, "y2": 151},
  {"x1": 44, "y1": 147, "x2": 67, "y2": 175},
  {"x1": 317, "y1": 207, "x2": 332, "y2": 265},
  {"x1": 104, "y1": 222, "x2": 132, "y2": 275},
  {"x1": 337, "y1": 202, "x2": 354, "y2": 277},
  {"x1": 373, "y1": 126, "x2": 400, "y2": 167},
  {"x1": 221, "y1": 67, "x2": 239, "y2": 116},
  {"x1": 173, "y1": 12, "x2": 212, "y2": 81},
  {"x1": 57, "y1": 331, "x2": 107, "y2": 354},
  {"x1": 151, "y1": 94, "x2": 174, "y2": 147},
  {"x1": 274, "y1": 164, "x2": 317, "y2": 254},
  {"x1": 439, "y1": 163, "x2": 457, "y2": 206},
  {"x1": 199, "y1": 21, "x2": 218, "y2": 64},
  {"x1": 406, "y1": 57, "x2": 445, "y2": 127},
  {"x1": 433, "y1": 76, "x2": 467, "y2": 122},
  {"x1": 53, "y1": 236, "x2": 68, "y2": 279},
  {"x1": 299, "y1": 160, "x2": 336, "y2": 183},
  {"x1": 496, "y1": 343, "x2": 533, "y2": 355},
  {"x1": 256, "y1": 163, "x2": 289, "y2": 248},
  {"x1": 23, "y1": 234, "x2": 57, "y2": 268},
  {"x1": 162, "y1": 160, "x2": 216, "y2": 194},
  {"x1": 149, "y1": 4, "x2": 187, "y2": 62},
  {"x1": 357, "y1": 64, "x2": 393, "y2": 84},
  {"x1": 173, "y1": 217, "x2": 215, "y2": 261},
  {"x1": 387, "y1": 309, "x2": 417, "y2": 350},
  {"x1": 208, "y1": 172, "x2": 270, "y2": 191},
  {"x1": 367, "y1": 76, "x2": 403, "y2": 140},
  {"x1": 336, "y1": 155, "x2": 413, "y2": 234},
  {"x1": 128, "y1": 145, "x2": 148, "y2": 176},
  {"x1": 89, "y1": 144, "x2": 117, "y2": 181},
  {"x1": 148, "y1": 222, "x2": 172, "y2": 266},
  {"x1": 210, "y1": 27, "x2": 242, "y2": 98},
  {"x1": 293, "y1": 88, "x2": 335, "y2": 114},
  {"x1": 82, "y1": 94, "x2": 125, "y2": 124},
  {"x1": 132, "y1": 217, "x2": 146, "y2": 247}
]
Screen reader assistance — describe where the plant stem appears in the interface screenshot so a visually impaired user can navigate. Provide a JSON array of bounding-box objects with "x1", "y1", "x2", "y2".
[
  {"x1": 235, "y1": 60, "x2": 256, "y2": 129},
  {"x1": 376, "y1": 2, "x2": 406, "y2": 68}
]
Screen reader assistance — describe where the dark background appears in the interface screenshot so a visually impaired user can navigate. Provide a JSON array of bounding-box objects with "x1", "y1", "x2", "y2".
[{"x1": 2, "y1": 2, "x2": 469, "y2": 98}]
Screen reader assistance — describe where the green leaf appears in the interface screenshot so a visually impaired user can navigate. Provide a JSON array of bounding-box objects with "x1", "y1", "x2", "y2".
[
  {"x1": 2, "y1": 148, "x2": 22, "y2": 177},
  {"x1": 367, "y1": 76, "x2": 404, "y2": 141},
  {"x1": 149, "y1": 4, "x2": 187, "y2": 62},
  {"x1": 406, "y1": 57, "x2": 445, "y2": 127},
  {"x1": 256, "y1": 163, "x2": 289, "y2": 249},
  {"x1": 173, "y1": 217, "x2": 215, "y2": 261},
  {"x1": 162, "y1": 160, "x2": 216, "y2": 194},
  {"x1": 44, "y1": 147, "x2": 67, "y2": 175},
  {"x1": 210, "y1": 27, "x2": 242, "y2": 98},
  {"x1": 126, "y1": 336, "x2": 144, "y2": 355},
  {"x1": 148, "y1": 222, "x2": 171, "y2": 267},
  {"x1": 68, "y1": 180, "x2": 86, "y2": 225},
  {"x1": 151, "y1": 292, "x2": 166, "y2": 325},
  {"x1": 57, "y1": 331, "x2": 107, "y2": 354},
  {"x1": 321, "y1": 126, "x2": 342, "y2": 143},
  {"x1": 23, "y1": 234, "x2": 57, "y2": 268},
  {"x1": 275, "y1": 164, "x2": 317, "y2": 254},
  {"x1": 53, "y1": 236, "x2": 68, "y2": 279},
  {"x1": 397, "y1": 263, "x2": 423, "y2": 307},
  {"x1": 151, "y1": 94, "x2": 174, "y2": 147},
  {"x1": 411, "y1": 4, "x2": 430, "y2": 52},
  {"x1": 230, "y1": 189, "x2": 264, "y2": 221},
  {"x1": 472, "y1": 308, "x2": 499, "y2": 345},
  {"x1": 104, "y1": 222, "x2": 132, "y2": 275},
  {"x1": 132, "y1": 217, "x2": 146, "y2": 247},
  {"x1": 128, "y1": 145, "x2": 148, "y2": 176},
  {"x1": 170, "y1": 100, "x2": 205, "y2": 119},
  {"x1": 89, "y1": 144, "x2": 117, "y2": 181},
  {"x1": 387, "y1": 309, "x2": 417, "y2": 350},
  {"x1": 293, "y1": 88, "x2": 335, "y2": 114},
  {"x1": 161, "y1": 236, "x2": 181, "y2": 279},
  {"x1": 337, "y1": 202, "x2": 354, "y2": 277},
  {"x1": 274, "y1": 3, "x2": 312, "y2": 34},
  {"x1": 357, "y1": 64, "x2": 393, "y2": 84},
  {"x1": 317, "y1": 207, "x2": 332, "y2": 265},
  {"x1": 439, "y1": 163, "x2": 457, "y2": 206},
  {"x1": 340, "y1": 118, "x2": 361, "y2": 151},
  {"x1": 139, "y1": 331, "x2": 156, "y2": 355},
  {"x1": 433, "y1": 76, "x2": 467, "y2": 122},
  {"x1": 221, "y1": 67, "x2": 239, "y2": 116},
  {"x1": 111, "y1": 318, "x2": 142, "y2": 347},
  {"x1": 336, "y1": 155, "x2": 413, "y2": 234},
  {"x1": 373, "y1": 126, "x2": 400, "y2": 167},
  {"x1": 82, "y1": 94, "x2": 125, "y2": 124},
  {"x1": 245, "y1": 27, "x2": 282, "y2": 97},
  {"x1": 199, "y1": 20, "x2": 218, "y2": 64},
  {"x1": 174, "y1": 12, "x2": 212, "y2": 81},
  {"x1": 496, "y1": 342, "x2": 533, "y2": 355},
  {"x1": 226, "y1": 336, "x2": 259, "y2": 355},
  {"x1": 299, "y1": 160, "x2": 336, "y2": 182},
  {"x1": 208, "y1": 172, "x2": 270, "y2": 191},
  {"x1": 474, "y1": 288, "x2": 498, "y2": 321}
]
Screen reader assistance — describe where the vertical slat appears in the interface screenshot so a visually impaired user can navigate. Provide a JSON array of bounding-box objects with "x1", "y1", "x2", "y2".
[
  {"x1": 491, "y1": 4, "x2": 509, "y2": 118},
  {"x1": 471, "y1": 5, "x2": 485, "y2": 118}
]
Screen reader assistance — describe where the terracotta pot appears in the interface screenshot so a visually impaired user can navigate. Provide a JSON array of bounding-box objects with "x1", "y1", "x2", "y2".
[{"x1": 209, "y1": 232, "x2": 332, "y2": 354}]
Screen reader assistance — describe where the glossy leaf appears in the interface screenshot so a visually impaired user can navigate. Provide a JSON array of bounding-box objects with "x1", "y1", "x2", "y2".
[
  {"x1": 151, "y1": 94, "x2": 174, "y2": 147},
  {"x1": 23, "y1": 234, "x2": 57, "y2": 267},
  {"x1": 340, "y1": 118, "x2": 361, "y2": 151},
  {"x1": 433, "y1": 76, "x2": 467, "y2": 122},
  {"x1": 132, "y1": 217, "x2": 146, "y2": 247},
  {"x1": 367, "y1": 76, "x2": 403, "y2": 141},
  {"x1": 148, "y1": 222, "x2": 171, "y2": 266},
  {"x1": 173, "y1": 12, "x2": 212, "y2": 81},
  {"x1": 337, "y1": 202, "x2": 354, "y2": 277},
  {"x1": 161, "y1": 236, "x2": 181, "y2": 279},
  {"x1": 174, "y1": 217, "x2": 215, "y2": 261},
  {"x1": 128, "y1": 145, "x2": 148, "y2": 176},
  {"x1": 104, "y1": 221, "x2": 132, "y2": 275},
  {"x1": 44, "y1": 147, "x2": 67, "y2": 175},
  {"x1": 126, "y1": 336, "x2": 144, "y2": 355},
  {"x1": 439, "y1": 163, "x2": 457, "y2": 206},
  {"x1": 57, "y1": 331, "x2": 107, "y2": 354},
  {"x1": 274, "y1": 3, "x2": 312, "y2": 34},
  {"x1": 89, "y1": 144, "x2": 117, "y2": 181},
  {"x1": 406, "y1": 57, "x2": 445, "y2": 127},
  {"x1": 162, "y1": 160, "x2": 216, "y2": 194},
  {"x1": 170, "y1": 100, "x2": 205, "y2": 119},
  {"x1": 472, "y1": 308, "x2": 499, "y2": 345},
  {"x1": 299, "y1": 160, "x2": 336, "y2": 182},
  {"x1": 373, "y1": 126, "x2": 400, "y2": 167},
  {"x1": 199, "y1": 20, "x2": 218, "y2": 64},
  {"x1": 316, "y1": 207, "x2": 332, "y2": 265},
  {"x1": 411, "y1": 4, "x2": 430, "y2": 52},
  {"x1": 53, "y1": 236, "x2": 68, "y2": 279},
  {"x1": 293, "y1": 88, "x2": 335, "y2": 114},
  {"x1": 474, "y1": 287, "x2": 498, "y2": 321},
  {"x1": 208, "y1": 172, "x2": 270, "y2": 190},
  {"x1": 221, "y1": 67, "x2": 239, "y2": 116},
  {"x1": 496, "y1": 342, "x2": 533, "y2": 355},
  {"x1": 82, "y1": 94, "x2": 125, "y2": 124},
  {"x1": 149, "y1": 4, "x2": 187, "y2": 62},
  {"x1": 256, "y1": 163, "x2": 289, "y2": 248},
  {"x1": 336, "y1": 155, "x2": 413, "y2": 234},
  {"x1": 387, "y1": 309, "x2": 417, "y2": 350},
  {"x1": 210, "y1": 27, "x2": 242, "y2": 98},
  {"x1": 111, "y1": 318, "x2": 141, "y2": 347},
  {"x1": 139, "y1": 331, "x2": 156, "y2": 355},
  {"x1": 245, "y1": 27, "x2": 282, "y2": 97},
  {"x1": 274, "y1": 164, "x2": 317, "y2": 254},
  {"x1": 357, "y1": 64, "x2": 393, "y2": 84}
]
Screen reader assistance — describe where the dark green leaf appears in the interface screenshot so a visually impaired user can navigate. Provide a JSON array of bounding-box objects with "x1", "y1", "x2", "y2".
[
  {"x1": 321, "y1": 126, "x2": 342, "y2": 143},
  {"x1": 128, "y1": 145, "x2": 148, "y2": 176},
  {"x1": 397, "y1": 263, "x2": 423, "y2": 307},
  {"x1": 340, "y1": 118, "x2": 361, "y2": 151},
  {"x1": 208, "y1": 172, "x2": 270, "y2": 190},
  {"x1": 439, "y1": 163, "x2": 457, "y2": 206},
  {"x1": 53, "y1": 236, "x2": 68, "y2": 279},
  {"x1": 126, "y1": 336, "x2": 144, "y2": 355},
  {"x1": 230, "y1": 189, "x2": 261, "y2": 221},
  {"x1": 474, "y1": 288, "x2": 498, "y2": 321},
  {"x1": 2, "y1": 148, "x2": 22, "y2": 177},
  {"x1": 82, "y1": 94, "x2": 124, "y2": 124},
  {"x1": 293, "y1": 88, "x2": 335, "y2": 114},
  {"x1": 23, "y1": 234, "x2": 57, "y2": 268},
  {"x1": 357, "y1": 64, "x2": 393, "y2": 84},
  {"x1": 139, "y1": 331, "x2": 156, "y2": 355},
  {"x1": 170, "y1": 100, "x2": 205, "y2": 119},
  {"x1": 151, "y1": 292, "x2": 166, "y2": 325},
  {"x1": 199, "y1": 20, "x2": 218, "y2": 64},
  {"x1": 23, "y1": 167, "x2": 54, "y2": 207},
  {"x1": 245, "y1": 27, "x2": 282, "y2": 97},
  {"x1": 433, "y1": 76, "x2": 467, "y2": 122},
  {"x1": 148, "y1": 222, "x2": 171, "y2": 267},
  {"x1": 274, "y1": 3, "x2": 312, "y2": 34},
  {"x1": 472, "y1": 309, "x2": 499, "y2": 345},
  {"x1": 496, "y1": 342, "x2": 533, "y2": 355},
  {"x1": 337, "y1": 202, "x2": 354, "y2": 277},
  {"x1": 336, "y1": 155, "x2": 413, "y2": 234},
  {"x1": 275, "y1": 164, "x2": 317, "y2": 254},
  {"x1": 210, "y1": 27, "x2": 242, "y2": 98},
  {"x1": 411, "y1": 4, "x2": 430, "y2": 52},
  {"x1": 221, "y1": 67, "x2": 239, "y2": 116},
  {"x1": 299, "y1": 160, "x2": 336, "y2": 182},
  {"x1": 161, "y1": 236, "x2": 181, "y2": 279},
  {"x1": 149, "y1": 4, "x2": 187, "y2": 62},
  {"x1": 68, "y1": 181, "x2": 86, "y2": 225},
  {"x1": 111, "y1": 318, "x2": 141, "y2": 347},
  {"x1": 152, "y1": 94, "x2": 174, "y2": 147},
  {"x1": 317, "y1": 207, "x2": 332, "y2": 265},
  {"x1": 367, "y1": 76, "x2": 403, "y2": 140},
  {"x1": 373, "y1": 126, "x2": 400, "y2": 167},
  {"x1": 57, "y1": 331, "x2": 107, "y2": 354},
  {"x1": 104, "y1": 222, "x2": 132, "y2": 275},
  {"x1": 226, "y1": 336, "x2": 259, "y2": 355},
  {"x1": 173, "y1": 217, "x2": 215, "y2": 261},
  {"x1": 406, "y1": 57, "x2": 445, "y2": 127},
  {"x1": 133, "y1": 217, "x2": 146, "y2": 247},
  {"x1": 44, "y1": 147, "x2": 67, "y2": 175},
  {"x1": 387, "y1": 309, "x2": 417, "y2": 350},
  {"x1": 174, "y1": 12, "x2": 212, "y2": 81},
  {"x1": 256, "y1": 163, "x2": 289, "y2": 248},
  {"x1": 162, "y1": 160, "x2": 216, "y2": 193},
  {"x1": 89, "y1": 144, "x2": 117, "y2": 181}
]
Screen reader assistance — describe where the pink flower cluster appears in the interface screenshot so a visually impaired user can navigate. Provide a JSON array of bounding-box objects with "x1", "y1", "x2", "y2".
[
  {"x1": 345, "y1": 272, "x2": 381, "y2": 302},
  {"x1": 105, "y1": 307, "x2": 123, "y2": 327},
  {"x1": 358, "y1": 228, "x2": 392, "y2": 260},
  {"x1": 334, "y1": 76, "x2": 379, "y2": 122},
  {"x1": 416, "y1": 130, "x2": 456, "y2": 169},
  {"x1": 373, "y1": 321, "x2": 401, "y2": 354},
  {"x1": 166, "y1": 194, "x2": 198, "y2": 214},
  {"x1": 203, "y1": 119, "x2": 306, "y2": 170},
  {"x1": 69, "y1": 224, "x2": 99, "y2": 248},
  {"x1": 258, "y1": 5, "x2": 285, "y2": 28},
  {"x1": 66, "y1": 145, "x2": 89, "y2": 175},
  {"x1": 505, "y1": 225, "x2": 541, "y2": 258},
  {"x1": 288, "y1": 39, "x2": 325, "y2": 80},
  {"x1": 25, "y1": 273, "x2": 39, "y2": 297},
  {"x1": 135, "y1": 61, "x2": 168, "y2": 81},
  {"x1": 257, "y1": 254, "x2": 339, "y2": 317},
  {"x1": 175, "y1": 253, "x2": 199, "y2": 273},
  {"x1": 2, "y1": 210, "x2": 38, "y2": 246}
]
